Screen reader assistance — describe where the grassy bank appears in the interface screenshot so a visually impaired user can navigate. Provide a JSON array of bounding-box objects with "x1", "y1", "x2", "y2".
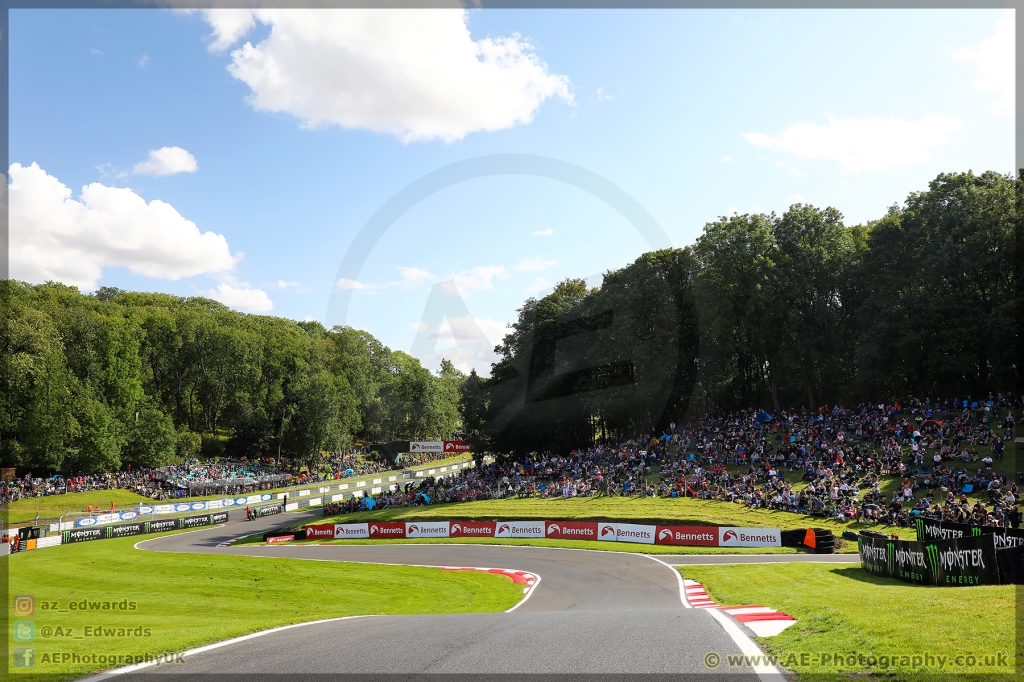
[
  {"x1": 6, "y1": 532, "x2": 523, "y2": 680},
  {"x1": 680, "y1": 562, "x2": 1016, "y2": 680},
  {"x1": 308, "y1": 496, "x2": 918, "y2": 541}
]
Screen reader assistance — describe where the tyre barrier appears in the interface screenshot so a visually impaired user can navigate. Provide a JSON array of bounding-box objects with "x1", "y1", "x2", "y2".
[{"x1": 780, "y1": 528, "x2": 836, "y2": 553}]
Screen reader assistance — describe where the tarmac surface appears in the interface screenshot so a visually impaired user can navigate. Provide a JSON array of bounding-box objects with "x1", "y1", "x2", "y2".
[{"x1": 96, "y1": 510, "x2": 821, "y2": 680}]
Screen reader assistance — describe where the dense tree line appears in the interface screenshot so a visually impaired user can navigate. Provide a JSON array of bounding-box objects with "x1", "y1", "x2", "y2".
[
  {"x1": 463, "y1": 170, "x2": 1021, "y2": 455},
  {"x1": 0, "y1": 284, "x2": 465, "y2": 474}
]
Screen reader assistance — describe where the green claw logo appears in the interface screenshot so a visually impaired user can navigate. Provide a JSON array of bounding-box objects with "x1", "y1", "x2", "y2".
[
  {"x1": 925, "y1": 544, "x2": 940, "y2": 584},
  {"x1": 887, "y1": 541, "x2": 895, "y2": 575}
]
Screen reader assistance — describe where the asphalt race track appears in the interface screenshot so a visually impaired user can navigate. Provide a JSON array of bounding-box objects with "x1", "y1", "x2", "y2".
[{"x1": 90, "y1": 510, "x2": 842, "y2": 680}]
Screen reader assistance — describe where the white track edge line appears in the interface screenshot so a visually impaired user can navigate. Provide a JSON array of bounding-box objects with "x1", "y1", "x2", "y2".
[
  {"x1": 707, "y1": 608, "x2": 786, "y2": 682},
  {"x1": 505, "y1": 571, "x2": 542, "y2": 612},
  {"x1": 643, "y1": 554, "x2": 691, "y2": 608},
  {"x1": 76, "y1": 615, "x2": 370, "y2": 681}
]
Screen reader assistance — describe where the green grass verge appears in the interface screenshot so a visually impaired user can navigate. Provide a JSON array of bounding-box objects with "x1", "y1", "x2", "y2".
[
  {"x1": 6, "y1": 532, "x2": 524, "y2": 680},
  {"x1": 3, "y1": 490, "x2": 155, "y2": 525},
  {"x1": 308, "y1": 496, "x2": 919, "y2": 541},
  {"x1": 679, "y1": 562, "x2": 1016, "y2": 680}
]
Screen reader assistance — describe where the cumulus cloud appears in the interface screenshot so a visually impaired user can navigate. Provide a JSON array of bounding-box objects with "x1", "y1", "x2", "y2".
[
  {"x1": 203, "y1": 278, "x2": 273, "y2": 312},
  {"x1": 9, "y1": 162, "x2": 235, "y2": 290},
  {"x1": 952, "y1": 11, "x2": 1014, "y2": 118},
  {"x1": 721, "y1": 155, "x2": 733, "y2": 162},
  {"x1": 531, "y1": 228, "x2": 553, "y2": 237},
  {"x1": 133, "y1": 147, "x2": 198, "y2": 176},
  {"x1": 200, "y1": 9, "x2": 573, "y2": 142},
  {"x1": 745, "y1": 114, "x2": 965, "y2": 172},
  {"x1": 334, "y1": 277, "x2": 372, "y2": 292},
  {"x1": 398, "y1": 266, "x2": 436, "y2": 282},
  {"x1": 514, "y1": 255, "x2": 556, "y2": 271},
  {"x1": 414, "y1": 314, "x2": 509, "y2": 374},
  {"x1": 448, "y1": 265, "x2": 507, "y2": 295}
]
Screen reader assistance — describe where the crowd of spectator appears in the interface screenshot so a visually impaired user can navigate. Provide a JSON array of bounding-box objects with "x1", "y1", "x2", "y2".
[
  {"x1": 326, "y1": 395, "x2": 1021, "y2": 530},
  {"x1": 154, "y1": 459, "x2": 288, "y2": 493}
]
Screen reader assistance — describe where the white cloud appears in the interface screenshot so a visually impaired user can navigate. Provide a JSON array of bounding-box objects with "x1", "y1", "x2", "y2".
[
  {"x1": 302, "y1": 315, "x2": 317, "y2": 322},
  {"x1": 398, "y1": 266, "x2": 436, "y2": 282},
  {"x1": 448, "y1": 265, "x2": 507, "y2": 295},
  {"x1": 786, "y1": 194, "x2": 808, "y2": 204},
  {"x1": 91, "y1": 48, "x2": 103, "y2": 56},
  {"x1": 200, "y1": 9, "x2": 573, "y2": 142},
  {"x1": 334, "y1": 277, "x2": 372, "y2": 292},
  {"x1": 201, "y1": 8, "x2": 257, "y2": 53},
  {"x1": 952, "y1": 11, "x2": 1014, "y2": 118},
  {"x1": 531, "y1": 228, "x2": 553, "y2": 237},
  {"x1": 137, "y1": 54, "x2": 149, "y2": 69},
  {"x1": 203, "y1": 279, "x2": 273, "y2": 312},
  {"x1": 745, "y1": 114, "x2": 965, "y2": 173},
  {"x1": 514, "y1": 255, "x2": 556, "y2": 272},
  {"x1": 721, "y1": 155, "x2": 733, "y2": 162},
  {"x1": 133, "y1": 147, "x2": 198, "y2": 176},
  {"x1": 9, "y1": 162, "x2": 235, "y2": 290},
  {"x1": 526, "y1": 276, "x2": 549, "y2": 293},
  {"x1": 414, "y1": 314, "x2": 509, "y2": 374},
  {"x1": 277, "y1": 280, "x2": 299, "y2": 289},
  {"x1": 596, "y1": 87, "x2": 616, "y2": 101},
  {"x1": 726, "y1": 207, "x2": 739, "y2": 215}
]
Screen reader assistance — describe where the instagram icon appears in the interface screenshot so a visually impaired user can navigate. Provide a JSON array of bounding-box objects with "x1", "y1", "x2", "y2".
[{"x1": 13, "y1": 595, "x2": 34, "y2": 617}]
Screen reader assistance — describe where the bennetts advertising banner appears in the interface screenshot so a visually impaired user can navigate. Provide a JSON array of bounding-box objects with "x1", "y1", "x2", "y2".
[
  {"x1": 915, "y1": 517, "x2": 1024, "y2": 550},
  {"x1": 859, "y1": 534, "x2": 1002, "y2": 586},
  {"x1": 314, "y1": 520, "x2": 780, "y2": 547}
]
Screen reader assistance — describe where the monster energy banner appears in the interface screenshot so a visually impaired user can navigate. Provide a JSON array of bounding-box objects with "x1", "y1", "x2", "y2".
[
  {"x1": 107, "y1": 522, "x2": 146, "y2": 538},
  {"x1": 860, "y1": 534, "x2": 1002, "y2": 586},
  {"x1": 915, "y1": 517, "x2": 1024, "y2": 550},
  {"x1": 255, "y1": 503, "x2": 283, "y2": 517},
  {"x1": 62, "y1": 527, "x2": 106, "y2": 543},
  {"x1": 149, "y1": 518, "x2": 180, "y2": 533}
]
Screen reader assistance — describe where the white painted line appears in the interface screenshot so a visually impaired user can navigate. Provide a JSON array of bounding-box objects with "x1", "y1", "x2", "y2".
[
  {"x1": 78, "y1": 615, "x2": 370, "y2": 681},
  {"x1": 132, "y1": 524, "x2": 226, "y2": 550},
  {"x1": 643, "y1": 554, "x2": 691, "y2": 608},
  {"x1": 707, "y1": 608, "x2": 785, "y2": 682},
  {"x1": 506, "y1": 572, "x2": 541, "y2": 613},
  {"x1": 745, "y1": 619, "x2": 798, "y2": 637},
  {"x1": 723, "y1": 607, "x2": 774, "y2": 615}
]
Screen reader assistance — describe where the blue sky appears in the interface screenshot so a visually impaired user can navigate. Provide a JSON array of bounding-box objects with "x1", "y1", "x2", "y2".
[{"x1": 9, "y1": 8, "x2": 1014, "y2": 375}]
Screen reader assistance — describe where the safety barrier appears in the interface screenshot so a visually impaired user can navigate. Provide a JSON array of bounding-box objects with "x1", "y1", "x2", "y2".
[
  {"x1": 858, "y1": 532, "x2": 1014, "y2": 586},
  {"x1": 298, "y1": 520, "x2": 798, "y2": 548}
]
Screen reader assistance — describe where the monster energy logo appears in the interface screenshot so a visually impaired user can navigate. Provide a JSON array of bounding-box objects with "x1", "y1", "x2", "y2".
[
  {"x1": 971, "y1": 527, "x2": 982, "y2": 536},
  {"x1": 887, "y1": 541, "x2": 895, "y2": 575},
  {"x1": 915, "y1": 518, "x2": 924, "y2": 540},
  {"x1": 925, "y1": 544, "x2": 940, "y2": 584}
]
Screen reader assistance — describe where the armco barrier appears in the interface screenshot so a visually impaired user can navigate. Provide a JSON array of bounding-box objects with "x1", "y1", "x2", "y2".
[
  {"x1": 55, "y1": 460, "x2": 476, "y2": 531},
  {"x1": 302, "y1": 520, "x2": 788, "y2": 548},
  {"x1": 57, "y1": 511, "x2": 233, "y2": 546}
]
